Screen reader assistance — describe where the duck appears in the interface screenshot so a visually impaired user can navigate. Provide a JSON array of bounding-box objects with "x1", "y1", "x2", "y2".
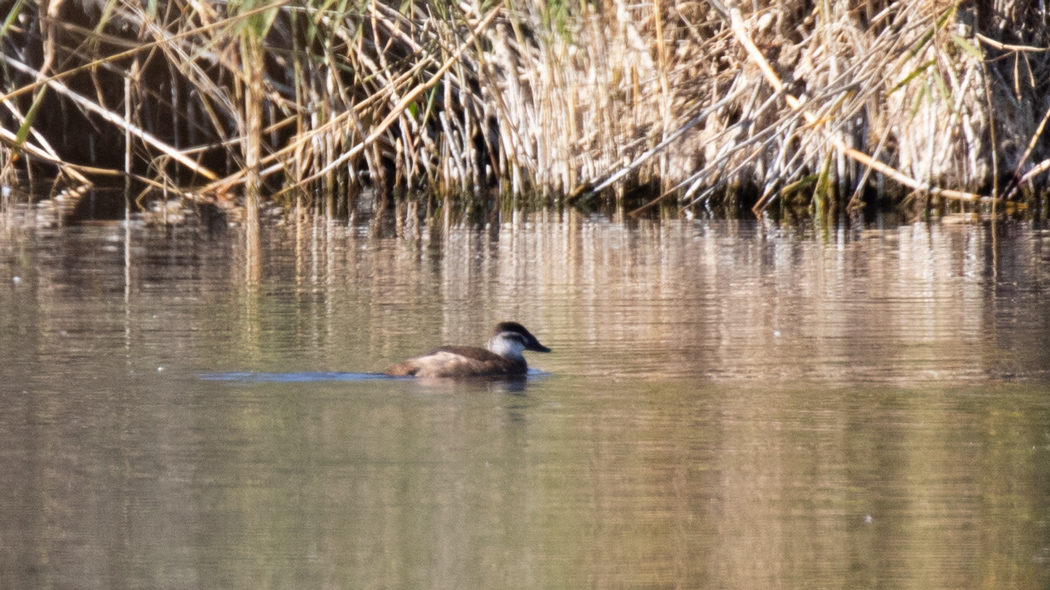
[{"x1": 385, "y1": 322, "x2": 551, "y2": 378}]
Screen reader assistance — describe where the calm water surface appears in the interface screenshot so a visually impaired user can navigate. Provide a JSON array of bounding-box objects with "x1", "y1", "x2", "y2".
[{"x1": 1, "y1": 213, "x2": 1048, "y2": 589}]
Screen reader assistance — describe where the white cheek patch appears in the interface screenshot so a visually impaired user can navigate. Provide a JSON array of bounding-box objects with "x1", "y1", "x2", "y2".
[{"x1": 488, "y1": 335, "x2": 526, "y2": 360}]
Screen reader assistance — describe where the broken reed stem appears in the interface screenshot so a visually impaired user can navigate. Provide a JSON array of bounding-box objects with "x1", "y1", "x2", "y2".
[
  {"x1": 272, "y1": 4, "x2": 502, "y2": 199},
  {"x1": 724, "y1": 6, "x2": 991, "y2": 206},
  {"x1": 1003, "y1": 92, "x2": 1050, "y2": 200},
  {"x1": 5, "y1": 55, "x2": 220, "y2": 180},
  {"x1": 0, "y1": 3, "x2": 284, "y2": 104}
]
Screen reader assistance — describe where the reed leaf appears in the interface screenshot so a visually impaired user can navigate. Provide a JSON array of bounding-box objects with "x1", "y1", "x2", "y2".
[
  {"x1": 890, "y1": 60, "x2": 935, "y2": 95},
  {"x1": 0, "y1": 0, "x2": 23, "y2": 38},
  {"x1": 931, "y1": 69, "x2": 953, "y2": 114},
  {"x1": 950, "y1": 33, "x2": 983, "y2": 60},
  {"x1": 12, "y1": 87, "x2": 46, "y2": 151}
]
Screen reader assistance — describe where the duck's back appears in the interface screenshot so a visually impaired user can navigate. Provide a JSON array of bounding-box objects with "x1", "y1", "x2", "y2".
[{"x1": 385, "y1": 346, "x2": 527, "y2": 378}]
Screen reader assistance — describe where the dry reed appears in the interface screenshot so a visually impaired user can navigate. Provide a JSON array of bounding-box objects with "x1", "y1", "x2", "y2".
[{"x1": 1, "y1": 0, "x2": 1048, "y2": 222}]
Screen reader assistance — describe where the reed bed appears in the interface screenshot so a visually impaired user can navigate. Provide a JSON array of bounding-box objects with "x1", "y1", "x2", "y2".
[{"x1": 1, "y1": 0, "x2": 1048, "y2": 222}]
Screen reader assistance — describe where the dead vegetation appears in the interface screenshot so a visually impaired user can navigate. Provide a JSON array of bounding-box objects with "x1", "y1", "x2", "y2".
[{"x1": 1, "y1": 0, "x2": 1049, "y2": 223}]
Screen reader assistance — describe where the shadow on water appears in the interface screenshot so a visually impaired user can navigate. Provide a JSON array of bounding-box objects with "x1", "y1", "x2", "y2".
[
  {"x1": 199, "y1": 370, "x2": 548, "y2": 383},
  {"x1": 198, "y1": 371, "x2": 549, "y2": 398},
  {"x1": 199, "y1": 371, "x2": 398, "y2": 382}
]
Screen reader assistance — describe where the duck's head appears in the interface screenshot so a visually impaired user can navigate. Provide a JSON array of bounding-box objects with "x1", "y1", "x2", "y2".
[{"x1": 486, "y1": 322, "x2": 551, "y2": 360}]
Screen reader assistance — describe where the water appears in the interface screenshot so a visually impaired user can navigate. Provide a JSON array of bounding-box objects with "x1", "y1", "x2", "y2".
[{"x1": 1, "y1": 213, "x2": 1048, "y2": 589}]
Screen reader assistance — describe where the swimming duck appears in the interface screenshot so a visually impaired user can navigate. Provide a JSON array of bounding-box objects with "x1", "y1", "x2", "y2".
[{"x1": 385, "y1": 322, "x2": 551, "y2": 378}]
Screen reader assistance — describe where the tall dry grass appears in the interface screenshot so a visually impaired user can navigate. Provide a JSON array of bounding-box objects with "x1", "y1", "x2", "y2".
[{"x1": 0, "y1": 0, "x2": 1048, "y2": 222}]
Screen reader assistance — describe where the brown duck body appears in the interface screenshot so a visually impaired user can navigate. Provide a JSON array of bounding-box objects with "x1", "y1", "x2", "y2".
[
  {"x1": 385, "y1": 346, "x2": 528, "y2": 378},
  {"x1": 385, "y1": 322, "x2": 550, "y2": 378}
]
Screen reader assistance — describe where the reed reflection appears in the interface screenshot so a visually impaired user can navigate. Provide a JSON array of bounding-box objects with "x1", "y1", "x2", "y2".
[{"x1": 1, "y1": 214, "x2": 1048, "y2": 590}]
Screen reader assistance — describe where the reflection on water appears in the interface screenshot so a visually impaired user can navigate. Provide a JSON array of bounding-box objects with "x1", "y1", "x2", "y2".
[{"x1": 0, "y1": 213, "x2": 1048, "y2": 589}]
